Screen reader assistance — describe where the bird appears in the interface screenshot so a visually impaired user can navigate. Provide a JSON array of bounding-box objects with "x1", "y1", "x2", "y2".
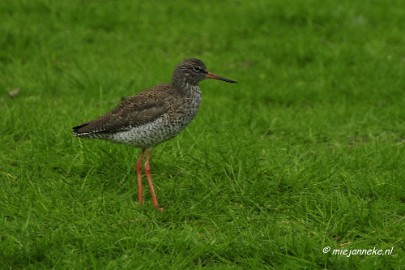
[{"x1": 72, "y1": 58, "x2": 236, "y2": 211}]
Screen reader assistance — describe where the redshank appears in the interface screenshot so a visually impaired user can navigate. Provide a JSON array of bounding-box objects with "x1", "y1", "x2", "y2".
[{"x1": 73, "y1": 58, "x2": 236, "y2": 210}]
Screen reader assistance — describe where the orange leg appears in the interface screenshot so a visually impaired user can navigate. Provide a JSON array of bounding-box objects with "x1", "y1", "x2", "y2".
[
  {"x1": 144, "y1": 148, "x2": 163, "y2": 211},
  {"x1": 136, "y1": 149, "x2": 146, "y2": 205}
]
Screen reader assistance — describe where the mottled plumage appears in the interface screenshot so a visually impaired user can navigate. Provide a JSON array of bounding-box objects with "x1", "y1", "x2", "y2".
[
  {"x1": 73, "y1": 83, "x2": 202, "y2": 147},
  {"x1": 73, "y1": 58, "x2": 236, "y2": 210}
]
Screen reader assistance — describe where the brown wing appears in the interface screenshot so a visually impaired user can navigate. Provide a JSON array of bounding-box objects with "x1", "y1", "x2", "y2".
[{"x1": 73, "y1": 84, "x2": 172, "y2": 135}]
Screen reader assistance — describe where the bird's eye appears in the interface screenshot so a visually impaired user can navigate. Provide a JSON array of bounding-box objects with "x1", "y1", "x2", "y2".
[{"x1": 193, "y1": 66, "x2": 202, "y2": 73}]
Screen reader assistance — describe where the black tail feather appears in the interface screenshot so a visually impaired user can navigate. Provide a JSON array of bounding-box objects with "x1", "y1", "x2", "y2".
[{"x1": 72, "y1": 123, "x2": 90, "y2": 136}]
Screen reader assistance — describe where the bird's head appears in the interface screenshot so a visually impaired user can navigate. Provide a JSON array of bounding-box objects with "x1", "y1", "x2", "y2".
[{"x1": 172, "y1": 58, "x2": 236, "y2": 88}]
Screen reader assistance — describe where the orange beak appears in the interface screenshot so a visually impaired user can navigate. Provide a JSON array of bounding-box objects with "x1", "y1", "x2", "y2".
[{"x1": 206, "y1": 72, "x2": 237, "y2": 83}]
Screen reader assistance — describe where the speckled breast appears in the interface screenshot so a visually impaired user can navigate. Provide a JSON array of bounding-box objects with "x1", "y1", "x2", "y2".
[{"x1": 106, "y1": 87, "x2": 202, "y2": 148}]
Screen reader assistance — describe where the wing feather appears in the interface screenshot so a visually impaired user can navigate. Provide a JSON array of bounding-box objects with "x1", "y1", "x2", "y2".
[{"x1": 73, "y1": 84, "x2": 172, "y2": 135}]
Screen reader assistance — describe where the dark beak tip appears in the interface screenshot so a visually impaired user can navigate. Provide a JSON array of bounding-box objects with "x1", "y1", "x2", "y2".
[{"x1": 223, "y1": 78, "x2": 237, "y2": 84}]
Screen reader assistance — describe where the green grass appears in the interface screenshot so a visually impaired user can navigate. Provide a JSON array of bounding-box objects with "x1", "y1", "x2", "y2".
[{"x1": 1, "y1": 0, "x2": 404, "y2": 269}]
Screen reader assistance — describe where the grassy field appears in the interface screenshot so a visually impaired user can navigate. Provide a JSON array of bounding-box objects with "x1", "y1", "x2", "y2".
[{"x1": 1, "y1": 0, "x2": 404, "y2": 269}]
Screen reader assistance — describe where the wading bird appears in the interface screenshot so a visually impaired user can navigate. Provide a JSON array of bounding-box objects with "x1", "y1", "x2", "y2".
[{"x1": 73, "y1": 59, "x2": 236, "y2": 210}]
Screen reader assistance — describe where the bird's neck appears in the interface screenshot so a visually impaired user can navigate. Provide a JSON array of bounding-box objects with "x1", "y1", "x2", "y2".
[{"x1": 172, "y1": 77, "x2": 199, "y2": 96}]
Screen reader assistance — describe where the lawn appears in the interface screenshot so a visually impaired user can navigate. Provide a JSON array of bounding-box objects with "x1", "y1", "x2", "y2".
[{"x1": 1, "y1": 0, "x2": 404, "y2": 269}]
